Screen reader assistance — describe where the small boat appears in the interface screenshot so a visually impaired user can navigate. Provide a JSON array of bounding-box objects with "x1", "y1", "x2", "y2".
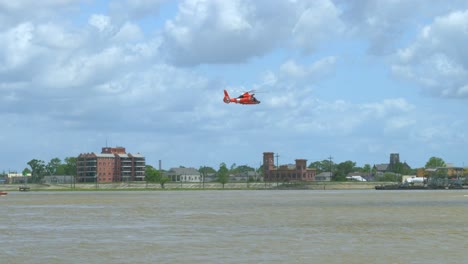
[{"x1": 0, "y1": 191, "x2": 7, "y2": 196}]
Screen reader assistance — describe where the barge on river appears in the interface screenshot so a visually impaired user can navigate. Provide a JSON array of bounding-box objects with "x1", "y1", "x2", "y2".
[{"x1": 375, "y1": 183, "x2": 465, "y2": 190}]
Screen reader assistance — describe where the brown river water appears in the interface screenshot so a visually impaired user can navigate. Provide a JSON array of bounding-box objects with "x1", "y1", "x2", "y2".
[{"x1": 1, "y1": 190, "x2": 467, "y2": 264}]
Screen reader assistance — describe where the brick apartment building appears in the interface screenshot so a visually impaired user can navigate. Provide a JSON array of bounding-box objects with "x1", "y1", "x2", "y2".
[
  {"x1": 77, "y1": 147, "x2": 145, "y2": 183},
  {"x1": 263, "y1": 152, "x2": 316, "y2": 182}
]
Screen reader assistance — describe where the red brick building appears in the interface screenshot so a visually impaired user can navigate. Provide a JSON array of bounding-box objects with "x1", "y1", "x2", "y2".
[
  {"x1": 263, "y1": 152, "x2": 315, "y2": 182},
  {"x1": 77, "y1": 147, "x2": 145, "y2": 183}
]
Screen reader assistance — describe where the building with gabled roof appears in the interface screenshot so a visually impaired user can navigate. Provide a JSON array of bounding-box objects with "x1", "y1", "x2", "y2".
[
  {"x1": 165, "y1": 167, "x2": 201, "y2": 182},
  {"x1": 315, "y1": 172, "x2": 332, "y2": 181},
  {"x1": 373, "y1": 153, "x2": 411, "y2": 174},
  {"x1": 373, "y1": 163, "x2": 390, "y2": 173},
  {"x1": 77, "y1": 147, "x2": 145, "y2": 183}
]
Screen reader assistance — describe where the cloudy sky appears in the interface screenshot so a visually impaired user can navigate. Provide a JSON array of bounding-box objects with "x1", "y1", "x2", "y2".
[{"x1": 1, "y1": 0, "x2": 468, "y2": 172}]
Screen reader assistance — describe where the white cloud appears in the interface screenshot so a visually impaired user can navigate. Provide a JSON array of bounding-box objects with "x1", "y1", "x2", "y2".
[
  {"x1": 0, "y1": 23, "x2": 35, "y2": 71},
  {"x1": 338, "y1": 0, "x2": 468, "y2": 55},
  {"x1": 162, "y1": 0, "x2": 343, "y2": 65},
  {"x1": 253, "y1": 58, "x2": 417, "y2": 138},
  {"x1": 89, "y1": 14, "x2": 114, "y2": 32},
  {"x1": 112, "y1": 22, "x2": 144, "y2": 42},
  {"x1": 280, "y1": 57, "x2": 337, "y2": 79},
  {"x1": 292, "y1": 0, "x2": 344, "y2": 53},
  {"x1": 392, "y1": 9, "x2": 468, "y2": 98},
  {"x1": 384, "y1": 117, "x2": 415, "y2": 131},
  {"x1": 36, "y1": 23, "x2": 84, "y2": 49},
  {"x1": 162, "y1": 0, "x2": 265, "y2": 65},
  {"x1": 0, "y1": 0, "x2": 82, "y2": 30},
  {"x1": 2, "y1": 0, "x2": 468, "y2": 170},
  {"x1": 362, "y1": 98, "x2": 414, "y2": 118},
  {"x1": 109, "y1": 0, "x2": 167, "y2": 21},
  {"x1": 456, "y1": 85, "x2": 468, "y2": 97}
]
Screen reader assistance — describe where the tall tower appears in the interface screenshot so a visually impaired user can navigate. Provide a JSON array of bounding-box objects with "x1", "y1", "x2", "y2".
[
  {"x1": 295, "y1": 159, "x2": 307, "y2": 171},
  {"x1": 390, "y1": 153, "x2": 400, "y2": 165},
  {"x1": 295, "y1": 159, "x2": 307, "y2": 180},
  {"x1": 263, "y1": 152, "x2": 275, "y2": 181}
]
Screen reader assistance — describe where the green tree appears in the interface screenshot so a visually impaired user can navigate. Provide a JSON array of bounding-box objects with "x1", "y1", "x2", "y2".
[
  {"x1": 391, "y1": 162, "x2": 403, "y2": 174},
  {"x1": 145, "y1": 165, "x2": 159, "y2": 187},
  {"x1": 308, "y1": 160, "x2": 334, "y2": 174},
  {"x1": 54, "y1": 157, "x2": 77, "y2": 181},
  {"x1": 229, "y1": 163, "x2": 237, "y2": 172},
  {"x1": 145, "y1": 165, "x2": 169, "y2": 189},
  {"x1": 254, "y1": 165, "x2": 264, "y2": 182},
  {"x1": 235, "y1": 165, "x2": 255, "y2": 173},
  {"x1": 46, "y1": 158, "x2": 62, "y2": 175},
  {"x1": 425, "y1": 157, "x2": 446, "y2": 168},
  {"x1": 198, "y1": 166, "x2": 216, "y2": 174},
  {"x1": 64, "y1": 157, "x2": 77, "y2": 176},
  {"x1": 199, "y1": 166, "x2": 216, "y2": 186},
  {"x1": 335, "y1": 160, "x2": 356, "y2": 181},
  {"x1": 362, "y1": 164, "x2": 371, "y2": 176},
  {"x1": 217, "y1": 162, "x2": 229, "y2": 189},
  {"x1": 333, "y1": 172, "x2": 346, "y2": 181},
  {"x1": 55, "y1": 164, "x2": 66, "y2": 175},
  {"x1": 436, "y1": 168, "x2": 448, "y2": 177},
  {"x1": 27, "y1": 159, "x2": 46, "y2": 183},
  {"x1": 22, "y1": 168, "x2": 31, "y2": 176}
]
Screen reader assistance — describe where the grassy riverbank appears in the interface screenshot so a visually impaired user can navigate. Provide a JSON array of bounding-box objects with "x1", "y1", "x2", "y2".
[{"x1": 1, "y1": 181, "x2": 383, "y2": 191}]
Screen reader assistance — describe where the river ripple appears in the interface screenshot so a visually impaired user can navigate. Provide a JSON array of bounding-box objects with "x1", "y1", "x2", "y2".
[{"x1": 1, "y1": 190, "x2": 467, "y2": 264}]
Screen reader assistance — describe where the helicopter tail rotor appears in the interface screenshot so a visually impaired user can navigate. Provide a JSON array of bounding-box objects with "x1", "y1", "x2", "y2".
[{"x1": 223, "y1": 90, "x2": 231, "y2": 103}]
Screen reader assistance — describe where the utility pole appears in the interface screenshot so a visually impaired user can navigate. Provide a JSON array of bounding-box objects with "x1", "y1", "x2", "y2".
[
  {"x1": 328, "y1": 155, "x2": 333, "y2": 181},
  {"x1": 202, "y1": 166, "x2": 205, "y2": 189}
]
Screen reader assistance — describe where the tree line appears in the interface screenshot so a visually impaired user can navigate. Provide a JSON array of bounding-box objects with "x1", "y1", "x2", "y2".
[
  {"x1": 146, "y1": 157, "x2": 454, "y2": 187},
  {"x1": 21, "y1": 157, "x2": 77, "y2": 183},
  {"x1": 5, "y1": 155, "x2": 462, "y2": 185},
  {"x1": 145, "y1": 162, "x2": 259, "y2": 189}
]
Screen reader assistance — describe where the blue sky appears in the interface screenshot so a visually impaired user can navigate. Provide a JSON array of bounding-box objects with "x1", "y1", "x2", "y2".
[{"x1": 1, "y1": 0, "x2": 468, "y2": 172}]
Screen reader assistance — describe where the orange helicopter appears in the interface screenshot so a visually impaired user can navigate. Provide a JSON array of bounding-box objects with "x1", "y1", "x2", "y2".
[{"x1": 223, "y1": 89, "x2": 260, "y2": 105}]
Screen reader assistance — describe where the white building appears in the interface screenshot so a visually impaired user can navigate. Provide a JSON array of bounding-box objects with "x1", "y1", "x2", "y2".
[{"x1": 165, "y1": 167, "x2": 201, "y2": 182}]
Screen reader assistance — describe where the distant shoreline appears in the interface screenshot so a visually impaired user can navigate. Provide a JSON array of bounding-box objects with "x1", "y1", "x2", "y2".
[{"x1": 1, "y1": 182, "x2": 381, "y2": 191}]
